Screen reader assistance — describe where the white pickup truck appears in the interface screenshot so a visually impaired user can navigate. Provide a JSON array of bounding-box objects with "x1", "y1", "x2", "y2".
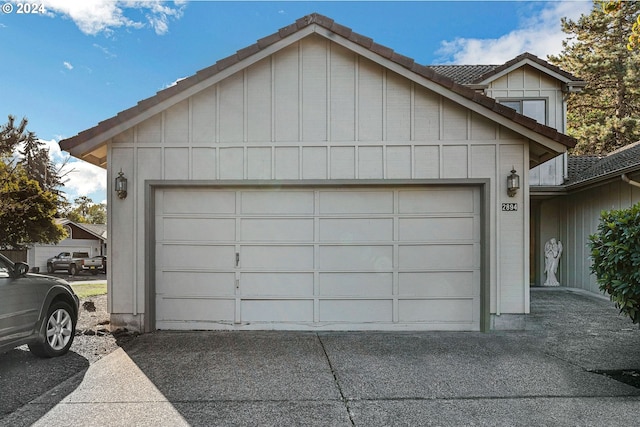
[{"x1": 46, "y1": 252, "x2": 104, "y2": 275}]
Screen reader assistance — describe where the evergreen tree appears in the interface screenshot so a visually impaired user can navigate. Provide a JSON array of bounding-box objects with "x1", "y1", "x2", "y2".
[
  {"x1": 0, "y1": 115, "x2": 66, "y2": 249},
  {"x1": 0, "y1": 115, "x2": 63, "y2": 192},
  {"x1": 549, "y1": 0, "x2": 640, "y2": 154},
  {"x1": 62, "y1": 196, "x2": 107, "y2": 224},
  {"x1": 0, "y1": 162, "x2": 65, "y2": 249}
]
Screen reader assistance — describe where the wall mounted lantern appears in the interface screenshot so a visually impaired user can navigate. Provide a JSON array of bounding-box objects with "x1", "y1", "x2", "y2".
[
  {"x1": 115, "y1": 170, "x2": 128, "y2": 199},
  {"x1": 507, "y1": 167, "x2": 520, "y2": 197}
]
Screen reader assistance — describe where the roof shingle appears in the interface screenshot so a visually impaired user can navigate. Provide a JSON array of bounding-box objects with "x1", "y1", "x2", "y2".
[{"x1": 568, "y1": 141, "x2": 640, "y2": 186}]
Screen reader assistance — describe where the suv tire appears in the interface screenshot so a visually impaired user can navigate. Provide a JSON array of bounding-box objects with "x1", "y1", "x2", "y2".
[{"x1": 28, "y1": 301, "x2": 77, "y2": 358}]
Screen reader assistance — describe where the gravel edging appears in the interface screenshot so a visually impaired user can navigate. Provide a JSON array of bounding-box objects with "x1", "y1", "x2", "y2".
[{"x1": 72, "y1": 294, "x2": 137, "y2": 364}]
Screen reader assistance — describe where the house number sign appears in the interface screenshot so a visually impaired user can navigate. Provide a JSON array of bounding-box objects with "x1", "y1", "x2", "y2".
[{"x1": 502, "y1": 203, "x2": 518, "y2": 211}]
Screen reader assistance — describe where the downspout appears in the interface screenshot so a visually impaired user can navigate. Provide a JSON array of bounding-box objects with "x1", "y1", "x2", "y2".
[{"x1": 622, "y1": 173, "x2": 640, "y2": 188}]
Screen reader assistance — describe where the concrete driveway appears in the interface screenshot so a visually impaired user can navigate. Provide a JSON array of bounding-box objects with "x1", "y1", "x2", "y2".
[{"x1": 4, "y1": 289, "x2": 640, "y2": 426}]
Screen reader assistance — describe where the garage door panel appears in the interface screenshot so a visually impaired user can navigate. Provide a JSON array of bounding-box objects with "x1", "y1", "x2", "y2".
[
  {"x1": 161, "y1": 244, "x2": 235, "y2": 269},
  {"x1": 398, "y1": 272, "x2": 475, "y2": 297},
  {"x1": 241, "y1": 191, "x2": 314, "y2": 214},
  {"x1": 156, "y1": 186, "x2": 482, "y2": 331},
  {"x1": 162, "y1": 190, "x2": 236, "y2": 214},
  {"x1": 398, "y1": 217, "x2": 474, "y2": 241},
  {"x1": 319, "y1": 300, "x2": 393, "y2": 322},
  {"x1": 241, "y1": 300, "x2": 314, "y2": 322},
  {"x1": 241, "y1": 273, "x2": 313, "y2": 296},
  {"x1": 158, "y1": 272, "x2": 236, "y2": 296},
  {"x1": 398, "y1": 299, "x2": 475, "y2": 323},
  {"x1": 319, "y1": 218, "x2": 393, "y2": 242},
  {"x1": 398, "y1": 189, "x2": 474, "y2": 213},
  {"x1": 319, "y1": 191, "x2": 393, "y2": 214},
  {"x1": 319, "y1": 273, "x2": 393, "y2": 296},
  {"x1": 319, "y1": 245, "x2": 393, "y2": 270},
  {"x1": 161, "y1": 218, "x2": 236, "y2": 242},
  {"x1": 242, "y1": 246, "x2": 314, "y2": 270},
  {"x1": 241, "y1": 219, "x2": 314, "y2": 242},
  {"x1": 399, "y1": 244, "x2": 474, "y2": 269},
  {"x1": 157, "y1": 297, "x2": 235, "y2": 322}
]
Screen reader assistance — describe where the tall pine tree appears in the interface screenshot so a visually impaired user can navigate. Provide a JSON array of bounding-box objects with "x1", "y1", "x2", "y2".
[
  {"x1": 549, "y1": 0, "x2": 640, "y2": 154},
  {"x1": 0, "y1": 115, "x2": 65, "y2": 249}
]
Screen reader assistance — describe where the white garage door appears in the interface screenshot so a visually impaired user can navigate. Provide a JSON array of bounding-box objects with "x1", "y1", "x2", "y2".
[{"x1": 155, "y1": 186, "x2": 481, "y2": 331}]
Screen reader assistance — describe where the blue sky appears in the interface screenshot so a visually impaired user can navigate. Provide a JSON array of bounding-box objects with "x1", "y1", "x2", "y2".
[{"x1": 0, "y1": 0, "x2": 593, "y2": 205}]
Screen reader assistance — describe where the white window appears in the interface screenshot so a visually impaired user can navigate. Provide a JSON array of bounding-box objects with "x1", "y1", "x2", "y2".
[{"x1": 499, "y1": 99, "x2": 546, "y2": 125}]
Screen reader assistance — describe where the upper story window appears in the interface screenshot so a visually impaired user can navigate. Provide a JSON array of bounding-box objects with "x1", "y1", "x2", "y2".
[{"x1": 498, "y1": 99, "x2": 547, "y2": 125}]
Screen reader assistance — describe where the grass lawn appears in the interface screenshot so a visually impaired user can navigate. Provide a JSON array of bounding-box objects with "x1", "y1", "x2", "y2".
[{"x1": 70, "y1": 282, "x2": 107, "y2": 298}]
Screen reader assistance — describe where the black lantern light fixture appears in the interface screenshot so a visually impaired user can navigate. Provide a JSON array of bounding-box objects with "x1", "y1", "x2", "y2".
[
  {"x1": 115, "y1": 169, "x2": 128, "y2": 199},
  {"x1": 507, "y1": 167, "x2": 520, "y2": 197}
]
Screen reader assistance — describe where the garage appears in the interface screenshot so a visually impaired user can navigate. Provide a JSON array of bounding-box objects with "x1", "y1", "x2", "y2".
[
  {"x1": 60, "y1": 14, "x2": 576, "y2": 333},
  {"x1": 154, "y1": 185, "x2": 482, "y2": 331}
]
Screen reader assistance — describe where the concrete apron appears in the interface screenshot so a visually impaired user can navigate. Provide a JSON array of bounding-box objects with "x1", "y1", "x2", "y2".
[{"x1": 6, "y1": 289, "x2": 640, "y2": 426}]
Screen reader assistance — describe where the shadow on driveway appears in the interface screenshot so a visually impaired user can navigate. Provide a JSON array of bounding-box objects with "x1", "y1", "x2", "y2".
[
  {"x1": 0, "y1": 348, "x2": 89, "y2": 423},
  {"x1": 4, "y1": 289, "x2": 640, "y2": 426}
]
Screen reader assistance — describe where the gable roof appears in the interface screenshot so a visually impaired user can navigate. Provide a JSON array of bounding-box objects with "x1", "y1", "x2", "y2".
[
  {"x1": 56, "y1": 219, "x2": 107, "y2": 241},
  {"x1": 59, "y1": 13, "x2": 575, "y2": 165},
  {"x1": 428, "y1": 53, "x2": 585, "y2": 90}
]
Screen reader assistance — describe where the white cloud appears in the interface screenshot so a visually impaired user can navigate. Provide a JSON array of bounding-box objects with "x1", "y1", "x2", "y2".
[
  {"x1": 163, "y1": 76, "x2": 187, "y2": 89},
  {"x1": 143, "y1": 1, "x2": 186, "y2": 35},
  {"x1": 436, "y1": 1, "x2": 594, "y2": 64},
  {"x1": 60, "y1": 160, "x2": 107, "y2": 201},
  {"x1": 63, "y1": 61, "x2": 73, "y2": 70},
  {"x1": 93, "y1": 43, "x2": 117, "y2": 58},
  {"x1": 40, "y1": 138, "x2": 107, "y2": 202},
  {"x1": 35, "y1": 0, "x2": 186, "y2": 36}
]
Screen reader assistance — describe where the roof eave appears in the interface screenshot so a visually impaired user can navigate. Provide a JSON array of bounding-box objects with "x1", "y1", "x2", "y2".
[
  {"x1": 474, "y1": 57, "x2": 584, "y2": 88},
  {"x1": 59, "y1": 14, "x2": 575, "y2": 166},
  {"x1": 566, "y1": 165, "x2": 640, "y2": 193}
]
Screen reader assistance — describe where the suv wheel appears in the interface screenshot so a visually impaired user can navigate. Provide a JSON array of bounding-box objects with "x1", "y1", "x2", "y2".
[
  {"x1": 28, "y1": 301, "x2": 77, "y2": 358},
  {"x1": 47, "y1": 263, "x2": 54, "y2": 274}
]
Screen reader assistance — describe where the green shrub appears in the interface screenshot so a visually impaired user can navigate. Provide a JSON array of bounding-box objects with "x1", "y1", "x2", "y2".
[{"x1": 588, "y1": 202, "x2": 640, "y2": 324}]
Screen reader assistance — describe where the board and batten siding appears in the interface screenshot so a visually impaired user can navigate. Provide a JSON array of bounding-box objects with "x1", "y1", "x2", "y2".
[
  {"x1": 541, "y1": 178, "x2": 640, "y2": 294},
  {"x1": 107, "y1": 34, "x2": 529, "y2": 328}
]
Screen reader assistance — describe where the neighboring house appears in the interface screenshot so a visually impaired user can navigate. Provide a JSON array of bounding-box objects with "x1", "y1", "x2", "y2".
[
  {"x1": 26, "y1": 219, "x2": 107, "y2": 273},
  {"x1": 59, "y1": 14, "x2": 577, "y2": 333}
]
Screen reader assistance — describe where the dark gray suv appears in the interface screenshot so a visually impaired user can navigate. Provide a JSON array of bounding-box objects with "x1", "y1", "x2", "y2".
[{"x1": 0, "y1": 254, "x2": 79, "y2": 357}]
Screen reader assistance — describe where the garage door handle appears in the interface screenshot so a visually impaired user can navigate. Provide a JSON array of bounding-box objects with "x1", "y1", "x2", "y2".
[{"x1": 236, "y1": 252, "x2": 240, "y2": 267}]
